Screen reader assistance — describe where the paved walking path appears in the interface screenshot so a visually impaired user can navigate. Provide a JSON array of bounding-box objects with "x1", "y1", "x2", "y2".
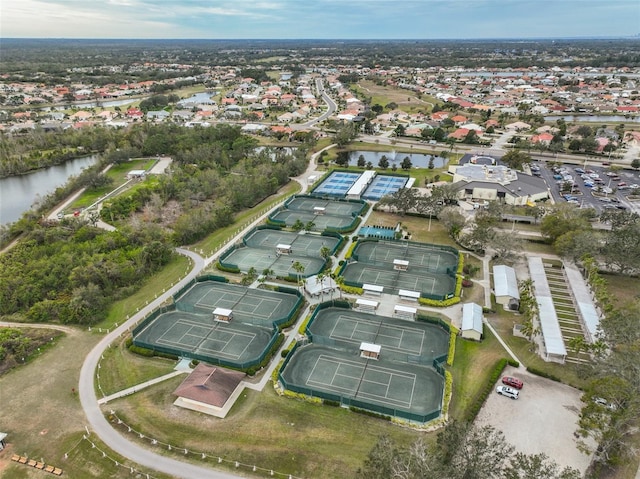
[
  {"x1": 97, "y1": 370, "x2": 186, "y2": 405},
  {"x1": 77, "y1": 130, "x2": 336, "y2": 478}
]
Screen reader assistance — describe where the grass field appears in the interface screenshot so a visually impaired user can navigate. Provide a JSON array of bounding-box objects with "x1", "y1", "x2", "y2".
[
  {"x1": 448, "y1": 328, "x2": 508, "y2": 420},
  {"x1": 354, "y1": 79, "x2": 440, "y2": 115},
  {"x1": 600, "y1": 272, "x2": 640, "y2": 305},
  {"x1": 106, "y1": 375, "x2": 421, "y2": 479},
  {"x1": 96, "y1": 335, "x2": 176, "y2": 397},
  {"x1": 68, "y1": 158, "x2": 156, "y2": 211},
  {"x1": 365, "y1": 210, "x2": 459, "y2": 248},
  {"x1": 98, "y1": 253, "x2": 192, "y2": 331}
]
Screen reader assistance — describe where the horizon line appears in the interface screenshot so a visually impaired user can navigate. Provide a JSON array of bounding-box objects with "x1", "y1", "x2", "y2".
[{"x1": 2, "y1": 36, "x2": 639, "y2": 41}]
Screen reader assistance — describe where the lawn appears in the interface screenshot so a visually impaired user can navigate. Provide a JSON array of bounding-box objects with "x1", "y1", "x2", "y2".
[
  {"x1": 485, "y1": 307, "x2": 587, "y2": 389},
  {"x1": 105, "y1": 376, "x2": 422, "y2": 479},
  {"x1": 67, "y1": 158, "x2": 156, "y2": 211},
  {"x1": 364, "y1": 210, "x2": 459, "y2": 248},
  {"x1": 354, "y1": 79, "x2": 439, "y2": 114},
  {"x1": 448, "y1": 328, "x2": 509, "y2": 420},
  {"x1": 600, "y1": 272, "x2": 640, "y2": 305},
  {"x1": 96, "y1": 335, "x2": 176, "y2": 397},
  {"x1": 97, "y1": 253, "x2": 192, "y2": 331}
]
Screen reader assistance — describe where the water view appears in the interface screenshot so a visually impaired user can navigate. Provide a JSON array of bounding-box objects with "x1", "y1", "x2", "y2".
[
  {"x1": 0, "y1": 155, "x2": 98, "y2": 225},
  {"x1": 347, "y1": 150, "x2": 448, "y2": 169}
]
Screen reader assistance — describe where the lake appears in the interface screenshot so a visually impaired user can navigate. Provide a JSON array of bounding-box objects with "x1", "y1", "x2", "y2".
[
  {"x1": 347, "y1": 150, "x2": 448, "y2": 169},
  {"x1": 544, "y1": 115, "x2": 640, "y2": 124},
  {"x1": 0, "y1": 155, "x2": 99, "y2": 225}
]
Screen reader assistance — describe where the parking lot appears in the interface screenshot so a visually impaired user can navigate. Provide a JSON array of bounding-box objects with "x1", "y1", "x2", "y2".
[
  {"x1": 530, "y1": 159, "x2": 640, "y2": 214},
  {"x1": 475, "y1": 366, "x2": 595, "y2": 474}
]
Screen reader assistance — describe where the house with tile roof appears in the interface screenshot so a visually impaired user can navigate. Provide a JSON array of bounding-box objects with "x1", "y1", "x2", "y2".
[{"x1": 173, "y1": 363, "x2": 245, "y2": 418}]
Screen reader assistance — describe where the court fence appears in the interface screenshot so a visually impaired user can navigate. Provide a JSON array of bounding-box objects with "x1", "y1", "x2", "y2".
[
  {"x1": 171, "y1": 274, "x2": 229, "y2": 304},
  {"x1": 135, "y1": 323, "x2": 282, "y2": 371},
  {"x1": 132, "y1": 278, "x2": 303, "y2": 371},
  {"x1": 132, "y1": 304, "x2": 284, "y2": 371},
  {"x1": 304, "y1": 303, "x2": 449, "y2": 367},
  {"x1": 284, "y1": 194, "x2": 367, "y2": 216},
  {"x1": 278, "y1": 341, "x2": 441, "y2": 424},
  {"x1": 337, "y1": 239, "x2": 460, "y2": 301},
  {"x1": 241, "y1": 224, "x2": 284, "y2": 247},
  {"x1": 217, "y1": 244, "x2": 241, "y2": 272}
]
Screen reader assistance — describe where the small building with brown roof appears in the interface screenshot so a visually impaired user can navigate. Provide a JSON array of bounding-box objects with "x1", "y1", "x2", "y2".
[{"x1": 173, "y1": 363, "x2": 246, "y2": 418}]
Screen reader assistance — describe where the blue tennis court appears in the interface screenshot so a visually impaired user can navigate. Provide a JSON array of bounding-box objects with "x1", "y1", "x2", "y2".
[
  {"x1": 362, "y1": 175, "x2": 408, "y2": 200},
  {"x1": 358, "y1": 225, "x2": 397, "y2": 239},
  {"x1": 313, "y1": 171, "x2": 361, "y2": 197}
]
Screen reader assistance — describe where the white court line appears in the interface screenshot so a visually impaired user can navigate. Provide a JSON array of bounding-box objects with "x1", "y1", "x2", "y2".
[
  {"x1": 329, "y1": 316, "x2": 359, "y2": 341},
  {"x1": 198, "y1": 328, "x2": 257, "y2": 360}
]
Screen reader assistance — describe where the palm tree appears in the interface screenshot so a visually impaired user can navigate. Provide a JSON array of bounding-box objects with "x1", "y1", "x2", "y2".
[
  {"x1": 319, "y1": 246, "x2": 331, "y2": 261},
  {"x1": 316, "y1": 271, "x2": 326, "y2": 301},
  {"x1": 291, "y1": 261, "x2": 305, "y2": 291},
  {"x1": 261, "y1": 268, "x2": 275, "y2": 284}
]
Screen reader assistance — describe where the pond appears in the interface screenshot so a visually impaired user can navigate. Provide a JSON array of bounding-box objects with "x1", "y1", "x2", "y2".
[
  {"x1": 347, "y1": 150, "x2": 448, "y2": 169},
  {"x1": 0, "y1": 155, "x2": 99, "y2": 225},
  {"x1": 544, "y1": 115, "x2": 640, "y2": 124}
]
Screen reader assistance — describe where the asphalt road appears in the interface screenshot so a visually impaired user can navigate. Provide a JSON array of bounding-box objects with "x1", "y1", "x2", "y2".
[
  {"x1": 78, "y1": 248, "x2": 247, "y2": 479},
  {"x1": 293, "y1": 77, "x2": 337, "y2": 130}
]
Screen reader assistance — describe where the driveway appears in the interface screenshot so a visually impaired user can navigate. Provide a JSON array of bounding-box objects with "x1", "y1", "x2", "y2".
[{"x1": 475, "y1": 366, "x2": 594, "y2": 474}]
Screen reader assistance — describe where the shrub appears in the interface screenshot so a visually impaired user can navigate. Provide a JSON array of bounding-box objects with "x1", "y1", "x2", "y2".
[
  {"x1": 190, "y1": 359, "x2": 199, "y2": 368},
  {"x1": 419, "y1": 297, "x2": 461, "y2": 307},
  {"x1": 441, "y1": 370, "x2": 453, "y2": 417},
  {"x1": 465, "y1": 358, "x2": 509, "y2": 423},
  {"x1": 298, "y1": 315, "x2": 313, "y2": 334},
  {"x1": 526, "y1": 366, "x2": 561, "y2": 382},
  {"x1": 323, "y1": 399, "x2": 341, "y2": 407},
  {"x1": 271, "y1": 359, "x2": 285, "y2": 385},
  {"x1": 457, "y1": 254, "x2": 464, "y2": 275},
  {"x1": 507, "y1": 359, "x2": 520, "y2": 368},
  {"x1": 348, "y1": 406, "x2": 391, "y2": 421},
  {"x1": 462, "y1": 279, "x2": 473, "y2": 287},
  {"x1": 340, "y1": 285, "x2": 364, "y2": 295},
  {"x1": 446, "y1": 328, "x2": 458, "y2": 366},
  {"x1": 247, "y1": 367, "x2": 256, "y2": 376},
  {"x1": 215, "y1": 261, "x2": 240, "y2": 274},
  {"x1": 344, "y1": 241, "x2": 358, "y2": 259},
  {"x1": 128, "y1": 344, "x2": 155, "y2": 357},
  {"x1": 281, "y1": 349, "x2": 290, "y2": 358}
]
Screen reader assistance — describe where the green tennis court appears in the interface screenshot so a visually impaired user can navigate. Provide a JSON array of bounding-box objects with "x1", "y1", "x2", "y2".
[
  {"x1": 286, "y1": 197, "x2": 364, "y2": 216},
  {"x1": 354, "y1": 241, "x2": 458, "y2": 274},
  {"x1": 341, "y1": 262, "x2": 456, "y2": 297},
  {"x1": 176, "y1": 281, "x2": 299, "y2": 324},
  {"x1": 270, "y1": 210, "x2": 355, "y2": 231},
  {"x1": 244, "y1": 229, "x2": 340, "y2": 256},
  {"x1": 280, "y1": 345, "x2": 444, "y2": 416},
  {"x1": 222, "y1": 247, "x2": 326, "y2": 277},
  {"x1": 133, "y1": 310, "x2": 275, "y2": 365},
  {"x1": 307, "y1": 307, "x2": 449, "y2": 360}
]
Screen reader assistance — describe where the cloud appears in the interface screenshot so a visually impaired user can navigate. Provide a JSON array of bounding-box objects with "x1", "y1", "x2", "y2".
[{"x1": 1, "y1": 0, "x2": 638, "y2": 38}]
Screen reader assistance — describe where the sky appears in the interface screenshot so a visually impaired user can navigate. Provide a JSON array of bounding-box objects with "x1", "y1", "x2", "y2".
[{"x1": 1, "y1": 0, "x2": 639, "y2": 40}]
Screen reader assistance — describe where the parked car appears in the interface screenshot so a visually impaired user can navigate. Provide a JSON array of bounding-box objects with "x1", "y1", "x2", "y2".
[
  {"x1": 502, "y1": 376, "x2": 523, "y2": 389},
  {"x1": 575, "y1": 167, "x2": 585, "y2": 174},
  {"x1": 496, "y1": 385, "x2": 519, "y2": 400}
]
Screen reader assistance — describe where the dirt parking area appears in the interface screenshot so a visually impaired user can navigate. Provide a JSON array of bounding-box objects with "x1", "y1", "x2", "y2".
[{"x1": 475, "y1": 366, "x2": 595, "y2": 473}]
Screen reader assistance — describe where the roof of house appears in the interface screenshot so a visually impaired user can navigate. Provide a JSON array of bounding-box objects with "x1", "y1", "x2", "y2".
[
  {"x1": 173, "y1": 363, "x2": 245, "y2": 408},
  {"x1": 493, "y1": 265, "x2": 520, "y2": 300},
  {"x1": 462, "y1": 302, "x2": 483, "y2": 333}
]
